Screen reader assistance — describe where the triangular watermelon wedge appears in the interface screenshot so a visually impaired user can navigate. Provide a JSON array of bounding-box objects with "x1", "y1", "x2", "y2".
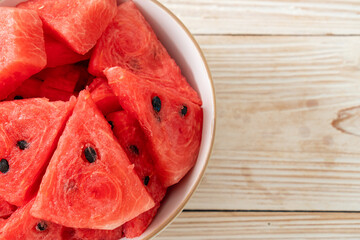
[
  {"x1": 106, "y1": 67, "x2": 203, "y2": 187},
  {"x1": 0, "y1": 98, "x2": 76, "y2": 206},
  {"x1": 18, "y1": 0, "x2": 117, "y2": 55},
  {"x1": 31, "y1": 90, "x2": 155, "y2": 230},
  {"x1": 0, "y1": 198, "x2": 16, "y2": 219},
  {"x1": 89, "y1": 1, "x2": 202, "y2": 106},
  {"x1": 0, "y1": 7, "x2": 46, "y2": 100},
  {"x1": 107, "y1": 111, "x2": 167, "y2": 238},
  {"x1": 0, "y1": 199, "x2": 64, "y2": 240}
]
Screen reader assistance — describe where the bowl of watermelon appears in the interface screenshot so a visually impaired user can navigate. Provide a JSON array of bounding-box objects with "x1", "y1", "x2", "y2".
[{"x1": 0, "y1": 0, "x2": 215, "y2": 239}]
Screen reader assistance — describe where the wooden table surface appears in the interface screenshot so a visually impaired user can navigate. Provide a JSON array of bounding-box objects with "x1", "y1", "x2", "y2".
[{"x1": 156, "y1": 1, "x2": 360, "y2": 239}]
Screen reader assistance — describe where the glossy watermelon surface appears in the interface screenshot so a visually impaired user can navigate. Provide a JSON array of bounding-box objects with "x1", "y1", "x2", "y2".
[
  {"x1": 18, "y1": 0, "x2": 117, "y2": 54},
  {"x1": 0, "y1": 198, "x2": 16, "y2": 219},
  {"x1": 106, "y1": 67, "x2": 203, "y2": 187},
  {"x1": 89, "y1": 1, "x2": 201, "y2": 106},
  {"x1": 0, "y1": 98, "x2": 75, "y2": 206},
  {"x1": 37, "y1": 63, "x2": 90, "y2": 93},
  {"x1": 44, "y1": 34, "x2": 91, "y2": 68},
  {"x1": 31, "y1": 90, "x2": 155, "y2": 230},
  {"x1": 62, "y1": 226, "x2": 123, "y2": 240},
  {"x1": 107, "y1": 111, "x2": 166, "y2": 238},
  {"x1": 88, "y1": 78, "x2": 122, "y2": 115},
  {"x1": 6, "y1": 78, "x2": 43, "y2": 101},
  {"x1": 0, "y1": 199, "x2": 64, "y2": 240},
  {"x1": 0, "y1": 7, "x2": 46, "y2": 100}
]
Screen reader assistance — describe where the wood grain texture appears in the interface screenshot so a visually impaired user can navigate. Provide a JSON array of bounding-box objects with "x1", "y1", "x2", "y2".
[
  {"x1": 158, "y1": 0, "x2": 360, "y2": 35},
  {"x1": 184, "y1": 36, "x2": 360, "y2": 210},
  {"x1": 157, "y1": 212, "x2": 360, "y2": 239}
]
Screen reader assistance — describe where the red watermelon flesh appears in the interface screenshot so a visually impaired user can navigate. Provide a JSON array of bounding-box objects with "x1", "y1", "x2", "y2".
[
  {"x1": 45, "y1": 34, "x2": 91, "y2": 68},
  {"x1": 18, "y1": 0, "x2": 117, "y2": 55},
  {"x1": 107, "y1": 111, "x2": 166, "y2": 237},
  {"x1": 31, "y1": 90, "x2": 155, "y2": 230},
  {"x1": 88, "y1": 1, "x2": 201, "y2": 106},
  {"x1": 6, "y1": 78, "x2": 43, "y2": 101},
  {"x1": 62, "y1": 226, "x2": 123, "y2": 240},
  {"x1": 0, "y1": 198, "x2": 16, "y2": 219},
  {"x1": 106, "y1": 67, "x2": 203, "y2": 187},
  {"x1": 0, "y1": 98, "x2": 76, "y2": 206},
  {"x1": 0, "y1": 7, "x2": 46, "y2": 100},
  {"x1": 0, "y1": 199, "x2": 64, "y2": 240},
  {"x1": 88, "y1": 78, "x2": 122, "y2": 115},
  {"x1": 36, "y1": 64, "x2": 89, "y2": 93},
  {"x1": 40, "y1": 86, "x2": 74, "y2": 102}
]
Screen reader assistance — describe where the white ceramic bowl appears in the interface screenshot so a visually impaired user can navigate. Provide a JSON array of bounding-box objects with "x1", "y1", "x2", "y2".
[{"x1": 0, "y1": 0, "x2": 216, "y2": 239}]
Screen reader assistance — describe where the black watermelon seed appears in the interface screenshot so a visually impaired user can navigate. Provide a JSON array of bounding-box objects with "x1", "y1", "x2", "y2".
[
  {"x1": 129, "y1": 145, "x2": 139, "y2": 155},
  {"x1": 84, "y1": 147, "x2": 97, "y2": 163},
  {"x1": 36, "y1": 221, "x2": 48, "y2": 231},
  {"x1": 144, "y1": 176, "x2": 150, "y2": 186},
  {"x1": 108, "y1": 121, "x2": 114, "y2": 130},
  {"x1": 17, "y1": 140, "x2": 29, "y2": 150},
  {"x1": 0, "y1": 159, "x2": 9, "y2": 174},
  {"x1": 180, "y1": 105, "x2": 188, "y2": 117},
  {"x1": 14, "y1": 96, "x2": 23, "y2": 100},
  {"x1": 152, "y1": 96, "x2": 161, "y2": 113}
]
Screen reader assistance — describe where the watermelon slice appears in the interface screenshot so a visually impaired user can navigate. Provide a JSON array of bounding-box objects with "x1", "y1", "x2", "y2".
[
  {"x1": 106, "y1": 67, "x2": 203, "y2": 187},
  {"x1": 40, "y1": 86, "x2": 74, "y2": 102},
  {"x1": 0, "y1": 199, "x2": 64, "y2": 240},
  {"x1": 0, "y1": 98, "x2": 76, "y2": 206},
  {"x1": 62, "y1": 226, "x2": 123, "y2": 240},
  {"x1": 0, "y1": 7, "x2": 46, "y2": 100},
  {"x1": 88, "y1": 78, "x2": 122, "y2": 115},
  {"x1": 37, "y1": 64, "x2": 90, "y2": 93},
  {"x1": 6, "y1": 78, "x2": 43, "y2": 101},
  {"x1": 89, "y1": 1, "x2": 202, "y2": 105},
  {"x1": 44, "y1": 34, "x2": 91, "y2": 68},
  {"x1": 0, "y1": 198, "x2": 16, "y2": 219},
  {"x1": 31, "y1": 90, "x2": 155, "y2": 230},
  {"x1": 107, "y1": 111, "x2": 166, "y2": 237},
  {"x1": 18, "y1": 0, "x2": 117, "y2": 55}
]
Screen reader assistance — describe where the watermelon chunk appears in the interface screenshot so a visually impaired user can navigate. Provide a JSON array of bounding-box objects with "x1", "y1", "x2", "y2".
[
  {"x1": 0, "y1": 7, "x2": 46, "y2": 100},
  {"x1": 88, "y1": 78, "x2": 122, "y2": 115},
  {"x1": 31, "y1": 90, "x2": 155, "y2": 230},
  {"x1": 62, "y1": 226, "x2": 123, "y2": 240},
  {"x1": 106, "y1": 67, "x2": 203, "y2": 187},
  {"x1": 40, "y1": 86, "x2": 74, "y2": 102},
  {"x1": 37, "y1": 64, "x2": 90, "y2": 93},
  {"x1": 18, "y1": 0, "x2": 117, "y2": 55},
  {"x1": 0, "y1": 199, "x2": 63, "y2": 240},
  {"x1": 0, "y1": 198, "x2": 16, "y2": 219},
  {"x1": 0, "y1": 98, "x2": 76, "y2": 206},
  {"x1": 44, "y1": 34, "x2": 91, "y2": 68},
  {"x1": 89, "y1": 1, "x2": 202, "y2": 105},
  {"x1": 6, "y1": 78, "x2": 43, "y2": 101},
  {"x1": 107, "y1": 111, "x2": 166, "y2": 238}
]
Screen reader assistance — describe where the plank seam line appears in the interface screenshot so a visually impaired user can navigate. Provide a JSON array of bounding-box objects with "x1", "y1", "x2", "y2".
[
  {"x1": 183, "y1": 209, "x2": 360, "y2": 213},
  {"x1": 193, "y1": 33, "x2": 360, "y2": 37}
]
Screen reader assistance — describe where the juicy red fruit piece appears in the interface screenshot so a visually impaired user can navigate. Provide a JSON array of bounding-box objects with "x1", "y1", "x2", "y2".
[
  {"x1": 89, "y1": 1, "x2": 202, "y2": 105},
  {"x1": 88, "y1": 78, "x2": 122, "y2": 115},
  {"x1": 106, "y1": 67, "x2": 203, "y2": 187},
  {"x1": 0, "y1": 98, "x2": 76, "y2": 206},
  {"x1": 31, "y1": 90, "x2": 155, "y2": 230},
  {"x1": 0, "y1": 7, "x2": 46, "y2": 100},
  {"x1": 0, "y1": 199, "x2": 64, "y2": 240},
  {"x1": 107, "y1": 111, "x2": 167, "y2": 237},
  {"x1": 18, "y1": 0, "x2": 117, "y2": 55},
  {"x1": 44, "y1": 34, "x2": 91, "y2": 68}
]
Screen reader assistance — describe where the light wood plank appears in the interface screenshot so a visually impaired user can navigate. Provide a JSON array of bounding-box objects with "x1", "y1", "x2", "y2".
[
  {"x1": 185, "y1": 36, "x2": 360, "y2": 210},
  {"x1": 158, "y1": 0, "x2": 360, "y2": 35},
  {"x1": 157, "y1": 211, "x2": 360, "y2": 239}
]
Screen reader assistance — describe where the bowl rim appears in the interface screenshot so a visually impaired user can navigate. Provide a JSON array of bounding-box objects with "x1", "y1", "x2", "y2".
[{"x1": 142, "y1": 0, "x2": 216, "y2": 239}]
